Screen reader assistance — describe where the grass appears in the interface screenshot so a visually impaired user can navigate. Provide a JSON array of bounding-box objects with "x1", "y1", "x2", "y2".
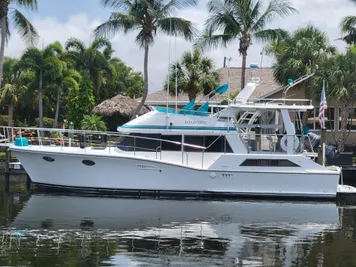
[{"x1": 0, "y1": 152, "x2": 16, "y2": 160}]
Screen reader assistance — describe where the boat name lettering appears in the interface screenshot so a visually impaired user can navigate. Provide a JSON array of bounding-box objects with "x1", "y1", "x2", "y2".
[
  {"x1": 184, "y1": 121, "x2": 207, "y2": 124},
  {"x1": 136, "y1": 164, "x2": 158, "y2": 170}
]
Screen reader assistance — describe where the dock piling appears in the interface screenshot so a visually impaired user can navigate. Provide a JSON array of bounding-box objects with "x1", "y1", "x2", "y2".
[
  {"x1": 4, "y1": 149, "x2": 10, "y2": 192},
  {"x1": 26, "y1": 175, "x2": 31, "y2": 191}
]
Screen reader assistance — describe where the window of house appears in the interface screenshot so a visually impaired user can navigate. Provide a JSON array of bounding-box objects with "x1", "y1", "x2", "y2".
[
  {"x1": 305, "y1": 107, "x2": 335, "y2": 130},
  {"x1": 339, "y1": 107, "x2": 356, "y2": 130}
]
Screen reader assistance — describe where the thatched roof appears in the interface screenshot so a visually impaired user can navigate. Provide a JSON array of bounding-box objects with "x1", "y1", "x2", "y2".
[{"x1": 92, "y1": 94, "x2": 149, "y2": 118}]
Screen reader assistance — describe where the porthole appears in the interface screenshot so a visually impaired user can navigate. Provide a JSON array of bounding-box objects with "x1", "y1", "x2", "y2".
[
  {"x1": 82, "y1": 160, "x2": 95, "y2": 166},
  {"x1": 43, "y1": 156, "x2": 55, "y2": 162}
]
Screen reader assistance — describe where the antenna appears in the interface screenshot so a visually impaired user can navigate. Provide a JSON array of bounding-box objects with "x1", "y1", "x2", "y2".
[
  {"x1": 175, "y1": 33, "x2": 178, "y2": 113},
  {"x1": 260, "y1": 49, "x2": 264, "y2": 67},
  {"x1": 166, "y1": 18, "x2": 172, "y2": 114},
  {"x1": 226, "y1": 57, "x2": 232, "y2": 103},
  {"x1": 226, "y1": 57, "x2": 232, "y2": 132}
]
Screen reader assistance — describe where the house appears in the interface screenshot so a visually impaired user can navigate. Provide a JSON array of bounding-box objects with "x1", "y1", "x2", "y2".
[
  {"x1": 139, "y1": 67, "x2": 281, "y2": 106},
  {"x1": 139, "y1": 67, "x2": 356, "y2": 147}
]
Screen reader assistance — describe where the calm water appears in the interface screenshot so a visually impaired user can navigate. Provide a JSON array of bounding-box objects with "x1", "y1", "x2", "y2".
[{"x1": 0, "y1": 177, "x2": 356, "y2": 266}]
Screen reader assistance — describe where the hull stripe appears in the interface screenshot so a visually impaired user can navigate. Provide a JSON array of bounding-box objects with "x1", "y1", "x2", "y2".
[{"x1": 119, "y1": 125, "x2": 238, "y2": 131}]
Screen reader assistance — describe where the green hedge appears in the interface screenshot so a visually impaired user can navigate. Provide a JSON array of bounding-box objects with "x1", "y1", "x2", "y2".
[
  {"x1": 34, "y1": 117, "x2": 54, "y2": 128},
  {"x1": 0, "y1": 115, "x2": 8, "y2": 126}
]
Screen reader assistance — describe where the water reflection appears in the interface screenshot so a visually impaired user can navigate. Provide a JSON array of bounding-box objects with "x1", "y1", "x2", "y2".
[{"x1": 0, "y1": 190, "x2": 350, "y2": 267}]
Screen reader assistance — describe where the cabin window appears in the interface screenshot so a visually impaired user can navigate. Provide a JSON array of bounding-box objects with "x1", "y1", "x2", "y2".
[
  {"x1": 205, "y1": 136, "x2": 233, "y2": 153},
  {"x1": 276, "y1": 160, "x2": 299, "y2": 167},
  {"x1": 117, "y1": 133, "x2": 233, "y2": 153},
  {"x1": 161, "y1": 135, "x2": 233, "y2": 153},
  {"x1": 162, "y1": 135, "x2": 182, "y2": 151},
  {"x1": 240, "y1": 159, "x2": 299, "y2": 167},
  {"x1": 117, "y1": 133, "x2": 161, "y2": 152},
  {"x1": 241, "y1": 159, "x2": 258, "y2": 166}
]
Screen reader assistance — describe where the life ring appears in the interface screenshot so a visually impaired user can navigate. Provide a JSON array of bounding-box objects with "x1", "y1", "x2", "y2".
[{"x1": 280, "y1": 135, "x2": 300, "y2": 152}]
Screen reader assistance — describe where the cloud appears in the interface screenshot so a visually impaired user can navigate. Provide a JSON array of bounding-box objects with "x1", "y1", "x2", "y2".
[{"x1": 4, "y1": 0, "x2": 356, "y2": 92}]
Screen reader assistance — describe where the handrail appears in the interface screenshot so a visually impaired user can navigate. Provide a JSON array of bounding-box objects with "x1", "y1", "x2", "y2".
[
  {"x1": 0, "y1": 126, "x2": 316, "y2": 165},
  {"x1": 155, "y1": 146, "x2": 161, "y2": 160},
  {"x1": 2, "y1": 126, "x2": 208, "y2": 150}
]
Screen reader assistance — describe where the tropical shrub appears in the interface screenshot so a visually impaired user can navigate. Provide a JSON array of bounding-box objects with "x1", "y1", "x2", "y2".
[
  {"x1": 81, "y1": 115, "x2": 107, "y2": 131},
  {"x1": 35, "y1": 117, "x2": 54, "y2": 128},
  {"x1": 0, "y1": 115, "x2": 8, "y2": 126}
]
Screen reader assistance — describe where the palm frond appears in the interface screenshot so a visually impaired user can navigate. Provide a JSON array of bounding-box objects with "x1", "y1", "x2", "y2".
[
  {"x1": 90, "y1": 38, "x2": 114, "y2": 58},
  {"x1": 252, "y1": 0, "x2": 297, "y2": 32},
  {"x1": 20, "y1": 47, "x2": 42, "y2": 69},
  {"x1": 254, "y1": 28, "x2": 289, "y2": 43},
  {"x1": 157, "y1": 17, "x2": 197, "y2": 40},
  {"x1": 164, "y1": 0, "x2": 197, "y2": 10},
  {"x1": 65, "y1": 38, "x2": 86, "y2": 53},
  {"x1": 94, "y1": 12, "x2": 138, "y2": 39},
  {"x1": 194, "y1": 34, "x2": 234, "y2": 50},
  {"x1": 13, "y1": 0, "x2": 38, "y2": 10},
  {"x1": 91, "y1": 38, "x2": 111, "y2": 50},
  {"x1": 100, "y1": 0, "x2": 133, "y2": 11},
  {"x1": 11, "y1": 8, "x2": 38, "y2": 46},
  {"x1": 340, "y1": 16, "x2": 356, "y2": 33},
  {"x1": 43, "y1": 41, "x2": 63, "y2": 58}
]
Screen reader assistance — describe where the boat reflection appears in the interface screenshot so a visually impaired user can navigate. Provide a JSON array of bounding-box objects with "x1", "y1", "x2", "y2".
[{"x1": 1, "y1": 194, "x2": 342, "y2": 266}]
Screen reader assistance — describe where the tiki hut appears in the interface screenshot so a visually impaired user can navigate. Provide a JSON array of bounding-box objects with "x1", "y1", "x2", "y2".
[
  {"x1": 92, "y1": 94, "x2": 149, "y2": 130},
  {"x1": 92, "y1": 94, "x2": 149, "y2": 118}
]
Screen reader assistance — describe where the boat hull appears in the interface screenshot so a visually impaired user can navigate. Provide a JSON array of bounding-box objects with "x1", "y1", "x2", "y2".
[{"x1": 11, "y1": 147, "x2": 340, "y2": 200}]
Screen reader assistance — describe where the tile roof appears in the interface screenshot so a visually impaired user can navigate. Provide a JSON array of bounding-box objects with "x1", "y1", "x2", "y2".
[{"x1": 138, "y1": 67, "x2": 282, "y2": 104}]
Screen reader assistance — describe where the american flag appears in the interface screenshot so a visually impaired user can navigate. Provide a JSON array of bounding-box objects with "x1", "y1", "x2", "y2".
[{"x1": 318, "y1": 80, "x2": 327, "y2": 129}]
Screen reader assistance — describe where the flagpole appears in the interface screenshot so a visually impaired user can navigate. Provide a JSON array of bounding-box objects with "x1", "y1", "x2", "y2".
[
  {"x1": 317, "y1": 79, "x2": 327, "y2": 166},
  {"x1": 322, "y1": 79, "x2": 326, "y2": 166}
]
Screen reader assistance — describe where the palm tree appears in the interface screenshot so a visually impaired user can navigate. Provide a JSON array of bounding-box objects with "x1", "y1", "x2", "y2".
[
  {"x1": 94, "y1": 0, "x2": 198, "y2": 119},
  {"x1": 340, "y1": 0, "x2": 356, "y2": 44},
  {"x1": 266, "y1": 25, "x2": 336, "y2": 125},
  {"x1": 0, "y1": 57, "x2": 26, "y2": 126},
  {"x1": 164, "y1": 49, "x2": 219, "y2": 101},
  {"x1": 318, "y1": 49, "x2": 356, "y2": 152},
  {"x1": 65, "y1": 38, "x2": 113, "y2": 102},
  {"x1": 266, "y1": 25, "x2": 336, "y2": 92},
  {"x1": 197, "y1": 0, "x2": 296, "y2": 90},
  {"x1": 81, "y1": 115, "x2": 107, "y2": 131},
  {"x1": 99, "y1": 57, "x2": 143, "y2": 100},
  {"x1": 0, "y1": 0, "x2": 38, "y2": 92},
  {"x1": 20, "y1": 41, "x2": 64, "y2": 128},
  {"x1": 50, "y1": 67, "x2": 81, "y2": 128}
]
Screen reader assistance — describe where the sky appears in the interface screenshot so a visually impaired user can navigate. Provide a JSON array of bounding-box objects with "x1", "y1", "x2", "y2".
[{"x1": 6, "y1": 0, "x2": 356, "y2": 92}]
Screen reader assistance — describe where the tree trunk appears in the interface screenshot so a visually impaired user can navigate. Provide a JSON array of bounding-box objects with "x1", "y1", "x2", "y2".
[
  {"x1": 7, "y1": 102, "x2": 13, "y2": 126},
  {"x1": 338, "y1": 102, "x2": 349, "y2": 152},
  {"x1": 38, "y1": 70, "x2": 44, "y2": 128},
  {"x1": 53, "y1": 86, "x2": 61, "y2": 128},
  {"x1": 187, "y1": 86, "x2": 196, "y2": 101},
  {"x1": 130, "y1": 41, "x2": 149, "y2": 120},
  {"x1": 239, "y1": 34, "x2": 251, "y2": 91},
  {"x1": 241, "y1": 52, "x2": 247, "y2": 90},
  {"x1": 0, "y1": 7, "x2": 8, "y2": 93}
]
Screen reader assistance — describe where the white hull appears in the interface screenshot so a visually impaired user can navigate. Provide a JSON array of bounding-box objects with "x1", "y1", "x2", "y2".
[{"x1": 11, "y1": 146, "x2": 340, "y2": 199}]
